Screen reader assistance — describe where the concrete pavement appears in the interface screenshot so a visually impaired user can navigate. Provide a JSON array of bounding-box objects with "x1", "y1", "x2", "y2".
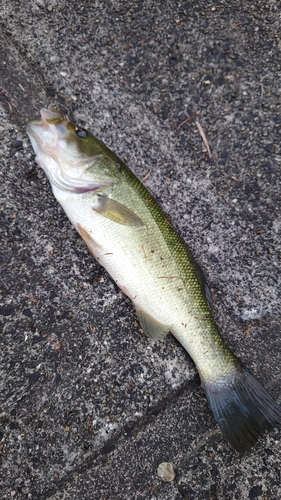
[{"x1": 1, "y1": 1, "x2": 281, "y2": 498}]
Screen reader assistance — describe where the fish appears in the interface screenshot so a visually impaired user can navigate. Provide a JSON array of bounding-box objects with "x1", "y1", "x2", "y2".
[{"x1": 26, "y1": 108, "x2": 281, "y2": 452}]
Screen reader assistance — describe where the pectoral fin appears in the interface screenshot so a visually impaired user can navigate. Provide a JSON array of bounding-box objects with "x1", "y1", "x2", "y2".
[
  {"x1": 93, "y1": 195, "x2": 144, "y2": 227},
  {"x1": 136, "y1": 308, "x2": 170, "y2": 341}
]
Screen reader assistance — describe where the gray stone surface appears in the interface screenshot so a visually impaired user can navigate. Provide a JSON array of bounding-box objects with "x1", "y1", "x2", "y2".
[{"x1": 1, "y1": 1, "x2": 281, "y2": 499}]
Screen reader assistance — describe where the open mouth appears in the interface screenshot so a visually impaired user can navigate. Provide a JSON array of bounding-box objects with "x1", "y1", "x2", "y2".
[
  {"x1": 26, "y1": 109, "x2": 110, "y2": 195},
  {"x1": 26, "y1": 108, "x2": 67, "y2": 142},
  {"x1": 27, "y1": 108, "x2": 65, "y2": 127}
]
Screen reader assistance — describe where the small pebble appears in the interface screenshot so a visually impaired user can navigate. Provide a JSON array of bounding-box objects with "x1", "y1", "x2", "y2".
[
  {"x1": 157, "y1": 462, "x2": 176, "y2": 482},
  {"x1": 0, "y1": 254, "x2": 11, "y2": 263}
]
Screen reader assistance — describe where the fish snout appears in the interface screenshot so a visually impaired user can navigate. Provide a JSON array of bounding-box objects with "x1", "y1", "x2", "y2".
[{"x1": 40, "y1": 108, "x2": 64, "y2": 123}]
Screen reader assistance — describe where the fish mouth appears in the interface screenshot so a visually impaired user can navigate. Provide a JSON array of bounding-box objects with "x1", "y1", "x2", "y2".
[
  {"x1": 26, "y1": 108, "x2": 73, "y2": 171},
  {"x1": 27, "y1": 108, "x2": 65, "y2": 124},
  {"x1": 26, "y1": 108, "x2": 73, "y2": 188},
  {"x1": 26, "y1": 108, "x2": 68, "y2": 145},
  {"x1": 26, "y1": 109, "x2": 110, "y2": 194}
]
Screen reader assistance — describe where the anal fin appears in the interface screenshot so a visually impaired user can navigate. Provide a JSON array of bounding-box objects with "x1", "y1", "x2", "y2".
[{"x1": 136, "y1": 308, "x2": 170, "y2": 341}]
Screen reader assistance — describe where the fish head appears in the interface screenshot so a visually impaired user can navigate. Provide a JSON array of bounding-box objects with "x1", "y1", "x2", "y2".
[{"x1": 26, "y1": 108, "x2": 116, "y2": 194}]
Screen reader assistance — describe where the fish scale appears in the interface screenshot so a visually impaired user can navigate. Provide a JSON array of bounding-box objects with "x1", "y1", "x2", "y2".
[{"x1": 26, "y1": 108, "x2": 281, "y2": 452}]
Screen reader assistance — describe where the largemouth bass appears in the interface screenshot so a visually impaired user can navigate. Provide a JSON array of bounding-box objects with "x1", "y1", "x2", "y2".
[{"x1": 26, "y1": 108, "x2": 281, "y2": 452}]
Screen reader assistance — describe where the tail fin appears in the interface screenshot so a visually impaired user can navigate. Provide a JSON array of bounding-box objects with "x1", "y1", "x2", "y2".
[{"x1": 202, "y1": 365, "x2": 281, "y2": 452}]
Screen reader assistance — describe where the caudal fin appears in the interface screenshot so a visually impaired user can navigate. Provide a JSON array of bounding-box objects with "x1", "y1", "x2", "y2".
[{"x1": 202, "y1": 366, "x2": 281, "y2": 452}]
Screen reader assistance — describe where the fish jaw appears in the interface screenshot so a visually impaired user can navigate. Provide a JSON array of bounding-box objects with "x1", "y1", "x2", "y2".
[
  {"x1": 26, "y1": 109, "x2": 113, "y2": 194},
  {"x1": 26, "y1": 108, "x2": 75, "y2": 180},
  {"x1": 26, "y1": 108, "x2": 67, "y2": 159}
]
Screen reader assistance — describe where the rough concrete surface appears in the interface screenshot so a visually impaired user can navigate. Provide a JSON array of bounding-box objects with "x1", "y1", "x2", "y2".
[{"x1": 0, "y1": 1, "x2": 281, "y2": 499}]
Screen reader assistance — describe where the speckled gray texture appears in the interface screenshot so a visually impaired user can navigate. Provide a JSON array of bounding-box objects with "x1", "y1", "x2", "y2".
[{"x1": 0, "y1": 1, "x2": 281, "y2": 499}]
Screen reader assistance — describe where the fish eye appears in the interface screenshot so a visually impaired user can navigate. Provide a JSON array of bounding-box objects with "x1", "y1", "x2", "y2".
[{"x1": 76, "y1": 127, "x2": 88, "y2": 138}]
